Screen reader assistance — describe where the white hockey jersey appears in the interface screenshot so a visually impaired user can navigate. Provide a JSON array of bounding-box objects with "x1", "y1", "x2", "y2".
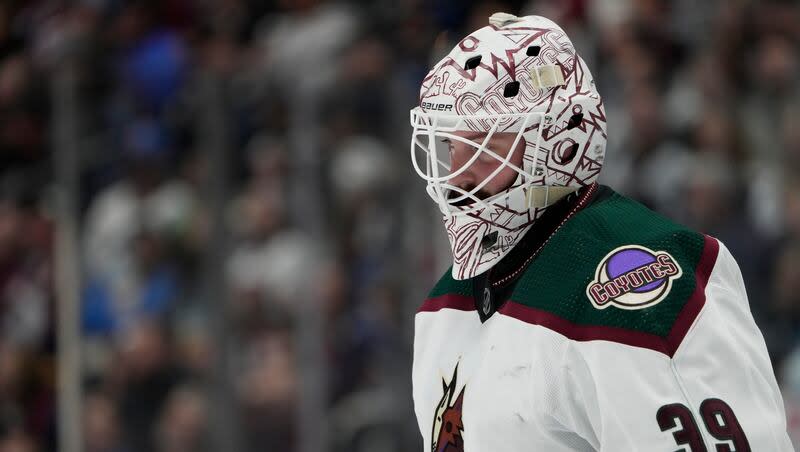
[{"x1": 412, "y1": 188, "x2": 792, "y2": 451}]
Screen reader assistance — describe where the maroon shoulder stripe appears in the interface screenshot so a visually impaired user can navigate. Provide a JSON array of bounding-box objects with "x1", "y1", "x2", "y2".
[
  {"x1": 665, "y1": 234, "x2": 720, "y2": 355},
  {"x1": 497, "y1": 235, "x2": 721, "y2": 357},
  {"x1": 418, "y1": 294, "x2": 475, "y2": 313}
]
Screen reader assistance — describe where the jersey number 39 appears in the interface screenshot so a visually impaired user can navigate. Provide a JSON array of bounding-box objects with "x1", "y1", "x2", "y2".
[{"x1": 656, "y1": 398, "x2": 750, "y2": 452}]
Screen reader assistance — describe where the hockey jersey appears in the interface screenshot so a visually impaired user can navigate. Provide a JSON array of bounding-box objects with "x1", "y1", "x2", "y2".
[{"x1": 412, "y1": 186, "x2": 792, "y2": 451}]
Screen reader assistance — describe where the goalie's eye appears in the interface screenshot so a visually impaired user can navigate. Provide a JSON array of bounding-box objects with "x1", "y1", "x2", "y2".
[
  {"x1": 441, "y1": 138, "x2": 495, "y2": 160},
  {"x1": 477, "y1": 148, "x2": 496, "y2": 163}
]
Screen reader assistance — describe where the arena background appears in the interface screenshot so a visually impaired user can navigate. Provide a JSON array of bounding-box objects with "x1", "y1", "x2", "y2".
[{"x1": 0, "y1": 0, "x2": 799, "y2": 450}]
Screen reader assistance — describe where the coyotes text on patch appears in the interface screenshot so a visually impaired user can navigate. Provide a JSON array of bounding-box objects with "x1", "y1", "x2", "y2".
[{"x1": 586, "y1": 245, "x2": 683, "y2": 310}]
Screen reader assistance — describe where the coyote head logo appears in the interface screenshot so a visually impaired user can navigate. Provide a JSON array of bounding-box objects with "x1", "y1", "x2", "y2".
[{"x1": 431, "y1": 364, "x2": 465, "y2": 452}]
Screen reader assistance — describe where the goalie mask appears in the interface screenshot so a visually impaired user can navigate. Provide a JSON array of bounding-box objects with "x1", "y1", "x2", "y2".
[{"x1": 410, "y1": 13, "x2": 607, "y2": 280}]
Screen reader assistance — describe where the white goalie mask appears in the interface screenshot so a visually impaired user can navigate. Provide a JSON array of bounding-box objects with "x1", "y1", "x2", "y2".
[{"x1": 410, "y1": 13, "x2": 607, "y2": 280}]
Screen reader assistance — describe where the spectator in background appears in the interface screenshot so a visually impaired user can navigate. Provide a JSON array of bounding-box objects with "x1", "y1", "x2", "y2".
[
  {"x1": 154, "y1": 384, "x2": 209, "y2": 452},
  {"x1": 0, "y1": 49, "x2": 46, "y2": 171},
  {"x1": 82, "y1": 117, "x2": 186, "y2": 338},
  {"x1": 0, "y1": 429, "x2": 37, "y2": 452},
  {"x1": 227, "y1": 134, "x2": 323, "y2": 317},
  {"x1": 0, "y1": 176, "x2": 52, "y2": 448},
  {"x1": 113, "y1": 321, "x2": 182, "y2": 452},
  {"x1": 83, "y1": 391, "x2": 127, "y2": 452},
  {"x1": 0, "y1": 342, "x2": 42, "y2": 452},
  {"x1": 237, "y1": 329, "x2": 296, "y2": 451},
  {"x1": 0, "y1": 182, "x2": 49, "y2": 349},
  {"x1": 253, "y1": 0, "x2": 358, "y2": 94},
  {"x1": 82, "y1": 228, "x2": 180, "y2": 336}
]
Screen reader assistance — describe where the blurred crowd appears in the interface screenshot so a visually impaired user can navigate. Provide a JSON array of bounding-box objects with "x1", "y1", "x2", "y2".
[{"x1": 0, "y1": 0, "x2": 799, "y2": 450}]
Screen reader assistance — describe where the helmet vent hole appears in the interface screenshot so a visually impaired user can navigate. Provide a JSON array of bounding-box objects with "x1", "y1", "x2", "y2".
[
  {"x1": 566, "y1": 113, "x2": 583, "y2": 130},
  {"x1": 503, "y1": 81, "x2": 520, "y2": 98},
  {"x1": 526, "y1": 45, "x2": 541, "y2": 57},
  {"x1": 464, "y1": 55, "x2": 482, "y2": 70},
  {"x1": 481, "y1": 231, "x2": 498, "y2": 250}
]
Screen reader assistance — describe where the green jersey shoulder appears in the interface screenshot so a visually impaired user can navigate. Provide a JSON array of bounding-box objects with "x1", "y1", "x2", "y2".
[{"x1": 423, "y1": 188, "x2": 720, "y2": 357}]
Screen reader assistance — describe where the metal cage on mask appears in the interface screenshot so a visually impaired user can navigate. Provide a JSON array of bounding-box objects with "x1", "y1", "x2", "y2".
[{"x1": 410, "y1": 107, "x2": 575, "y2": 219}]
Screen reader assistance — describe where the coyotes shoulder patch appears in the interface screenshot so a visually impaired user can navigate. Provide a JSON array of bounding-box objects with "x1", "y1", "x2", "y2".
[{"x1": 586, "y1": 245, "x2": 683, "y2": 310}]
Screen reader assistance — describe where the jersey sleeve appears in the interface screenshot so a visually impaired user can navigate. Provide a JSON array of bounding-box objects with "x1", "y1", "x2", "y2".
[{"x1": 556, "y1": 239, "x2": 792, "y2": 451}]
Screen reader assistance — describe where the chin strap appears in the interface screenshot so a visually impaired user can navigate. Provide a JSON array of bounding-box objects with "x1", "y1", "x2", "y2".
[{"x1": 525, "y1": 186, "x2": 580, "y2": 208}]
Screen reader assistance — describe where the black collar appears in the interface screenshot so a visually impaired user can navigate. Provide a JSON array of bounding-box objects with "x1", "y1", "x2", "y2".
[{"x1": 472, "y1": 183, "x2": 607, "y2": 322}]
